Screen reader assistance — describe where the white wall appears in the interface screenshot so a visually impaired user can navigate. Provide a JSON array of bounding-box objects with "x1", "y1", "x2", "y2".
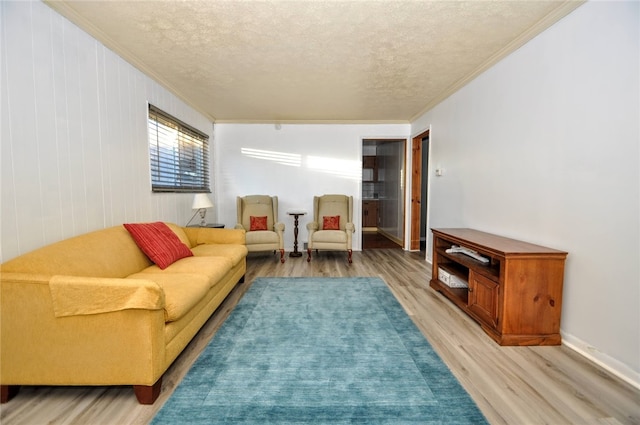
[
  {"x1": 412, "y1": 1, "x2": 639, "y2": 387},
  {"x1": 214, "y1": 124, "x2": 409, "y2": 251},
  {"x1": 1, "y1": 1, "x2": 212, "y2": 262}
]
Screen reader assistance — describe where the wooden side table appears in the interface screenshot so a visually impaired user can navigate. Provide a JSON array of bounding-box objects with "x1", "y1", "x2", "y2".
[
  {"x1": 286, "y1": 211, "x2": 306, "y2": 257},
  {"x1": 187, "y1": 223, "x2": 225, "y2": 228}
]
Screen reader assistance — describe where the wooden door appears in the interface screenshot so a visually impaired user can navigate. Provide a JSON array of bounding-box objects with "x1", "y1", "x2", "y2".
[{"x1": 410, "y1": 130, "x2": 429, "y2": 250}]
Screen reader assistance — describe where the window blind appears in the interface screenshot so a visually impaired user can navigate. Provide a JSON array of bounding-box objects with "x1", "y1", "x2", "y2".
[{"x1": 148, "y1": 105, "x2": 210, "y2": 193}]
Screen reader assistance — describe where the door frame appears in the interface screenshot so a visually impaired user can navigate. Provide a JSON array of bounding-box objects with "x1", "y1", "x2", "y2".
[
  {"x1": 361, "y1": 139, "x2": 406, "y2": 249},
  {"x1": 409, "y1": 129, "x2": 430, "y2": 251}
]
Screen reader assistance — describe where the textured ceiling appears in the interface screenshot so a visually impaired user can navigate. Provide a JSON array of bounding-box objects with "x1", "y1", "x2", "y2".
[{"x1": 45, "y1": 1, "x2": 582, "y2": 123}]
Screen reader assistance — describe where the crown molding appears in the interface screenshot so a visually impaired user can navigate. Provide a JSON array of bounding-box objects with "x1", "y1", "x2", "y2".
[{"x1": 212, "y1": 119, "x2": 410, "y2": 125}]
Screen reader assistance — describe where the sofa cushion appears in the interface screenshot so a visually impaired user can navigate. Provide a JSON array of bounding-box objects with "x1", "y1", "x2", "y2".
[
  {"x1": 140, "y1": 256, "x2": 233, "y2": 289},
  {"x1": 165, "y1": 223, "x2": 194, "y2": 248},
  {"x1": 190, "y1": 244, "x2": 249, "y2": 267},
  {"x1": 124, "y1": 222, "x2": 193, "y2": 269},
  {"x1": 0, "y1": 226, "x2": 153, "y2": 278},
  {"x1": 127, "y1": 272, "x2": 210, "y2": 322}
]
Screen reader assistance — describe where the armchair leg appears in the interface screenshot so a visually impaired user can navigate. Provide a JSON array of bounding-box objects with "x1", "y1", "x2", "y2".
[
  {"x1": 307, "y1": 248, "x2": 312, "y2": 262},
  {"x1": 279, "y1": 249, "x2": 285, "y2": 263},
  {"x1": 348, "y1": 249, "x2": 353, "y2": 264}
]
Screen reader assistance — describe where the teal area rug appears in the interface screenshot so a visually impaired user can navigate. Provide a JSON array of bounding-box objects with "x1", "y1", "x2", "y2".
[{"x1": 152, "y1": 277, "x2": 488, "y2": 424}]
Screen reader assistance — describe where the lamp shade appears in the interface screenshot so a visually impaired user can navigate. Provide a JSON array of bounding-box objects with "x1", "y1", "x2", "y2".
[{"x1": 192, "y1": 193, "x2": 214, "y2": 210}]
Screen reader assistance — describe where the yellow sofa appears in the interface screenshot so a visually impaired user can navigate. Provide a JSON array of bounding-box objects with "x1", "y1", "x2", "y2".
[{"x1": 0, "y1": 223, "x2": 247, "y2": 404}]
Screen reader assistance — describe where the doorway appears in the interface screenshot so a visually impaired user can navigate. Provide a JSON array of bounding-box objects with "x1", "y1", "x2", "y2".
[
  {"x1": 419, "y1": 134, "x2": 430, "y2": 251},
  {"x1": 410, "y1": 129, "x2": 430, "y2": 252},
  {"x1": 361, "y1": 139, "x2": 405, "y2": 250}
]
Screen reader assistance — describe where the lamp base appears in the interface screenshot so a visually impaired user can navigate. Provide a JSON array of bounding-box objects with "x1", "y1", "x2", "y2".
[{"x1": 199, "y1": 209, "x2": 207, "y2": 226}]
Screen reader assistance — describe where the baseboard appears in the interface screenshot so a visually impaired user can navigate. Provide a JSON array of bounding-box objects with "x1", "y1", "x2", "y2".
[
  {"x1": 561, "y1": 332, "x2": 640, "y2": 391},
  {"x1": 377, "y1": 228, "x2": 402, "y2": 245}
]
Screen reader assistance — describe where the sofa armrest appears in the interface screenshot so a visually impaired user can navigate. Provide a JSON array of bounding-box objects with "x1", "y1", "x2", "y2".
[
  {"x1": 49, "y1": 275, "x2": 164, "y2": 318},
  {"x1": 190, "y1": 227, "x2": 246, "y2": 246},
  {"x1": 1, "y1": 272, "x2": 166, "y2": 387}
]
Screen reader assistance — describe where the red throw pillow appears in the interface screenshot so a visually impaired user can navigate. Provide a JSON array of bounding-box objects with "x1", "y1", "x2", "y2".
[
  {"x1": 250, "y1": 216, "x2": 268, "y2": 231},
  {"x1": 123, "y1": 222, "x2": 193, "y2": 269},
  {"x1": 323, "y1": 215, "x2": 340, "y2": 230}
]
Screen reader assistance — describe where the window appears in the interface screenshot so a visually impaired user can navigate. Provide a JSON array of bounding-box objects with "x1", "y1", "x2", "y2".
[{"x1": 148, "y1": 104, "x2": 210, "y2": 192}]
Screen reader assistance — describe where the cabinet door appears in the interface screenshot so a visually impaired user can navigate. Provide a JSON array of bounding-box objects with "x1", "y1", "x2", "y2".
[
  {"x1": 369, "y1": 201, "x2": 378, "y2": 226},
  {"x1": 363, "y1": 156, "x2": 376, "y2": 168},
  {"x1": 363, "y1": 201, "x2": 378, "y2": 227},
  {"x1": 468, "y1": 271, "x2": 499, "y2": 328},
  {"x1": 362, "y1": 202, "x2": 369, "y2": 225}
]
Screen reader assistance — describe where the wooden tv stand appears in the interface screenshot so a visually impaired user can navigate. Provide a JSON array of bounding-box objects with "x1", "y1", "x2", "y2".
[{"x1": 430, "y1": 228, "x2": 568, "y2": 346}]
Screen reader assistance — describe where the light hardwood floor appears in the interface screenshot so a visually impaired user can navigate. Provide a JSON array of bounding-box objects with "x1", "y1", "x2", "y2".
[{"x1": 2, "y1": 249, "x2": 638, "y2": 424}]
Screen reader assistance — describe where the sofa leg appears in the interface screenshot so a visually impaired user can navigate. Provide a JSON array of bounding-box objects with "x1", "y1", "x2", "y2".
[
  {"x1": 1, "y1": 385, "x2": 20, "y2": 403},
  {"x1": 307, "y1": 248, "x2": 312, "y2": 262},
  {"x1": 279, "y1": 249, "x2": 285, "y2": 263},
  {"x1": 133, "y1": 378, "x2": 162, "y2": 405},
  {"x1": 239, "y1": 274, "x2": 245, "y2": 283},
  {"x1": 348, "y1": 250, "x2": 353, "y2": 264}
]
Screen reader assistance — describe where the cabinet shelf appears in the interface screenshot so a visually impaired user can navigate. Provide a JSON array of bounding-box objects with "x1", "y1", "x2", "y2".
[
  {"x1": 362, "y1": 155, "x2": 378, "y2": 182},
  {"x1": 430, "y1": 277, "x2": 469, "y2": 305},
  {"x1": 435, "y1": 248, "x2": 499, "y2": 280},
  {"x1": 430, "y1": 228, "x2": 567, "y2": 346},
  {"x1": 437, "y1": 262, "x2": 468, "y2": 281}
]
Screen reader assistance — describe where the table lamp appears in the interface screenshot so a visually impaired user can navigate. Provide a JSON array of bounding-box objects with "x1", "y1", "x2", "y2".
[{"x1": 187, "y1": 193, "x2": 214, "y2": 226}]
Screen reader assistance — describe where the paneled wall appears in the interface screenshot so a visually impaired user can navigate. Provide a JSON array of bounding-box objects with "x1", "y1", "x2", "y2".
[
  {"x1": 412, "y1": 1, "x2": 639, "y2": 387},
  {"x1": 1, "y1": 1, "x2": 213, "y2": 262}
]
